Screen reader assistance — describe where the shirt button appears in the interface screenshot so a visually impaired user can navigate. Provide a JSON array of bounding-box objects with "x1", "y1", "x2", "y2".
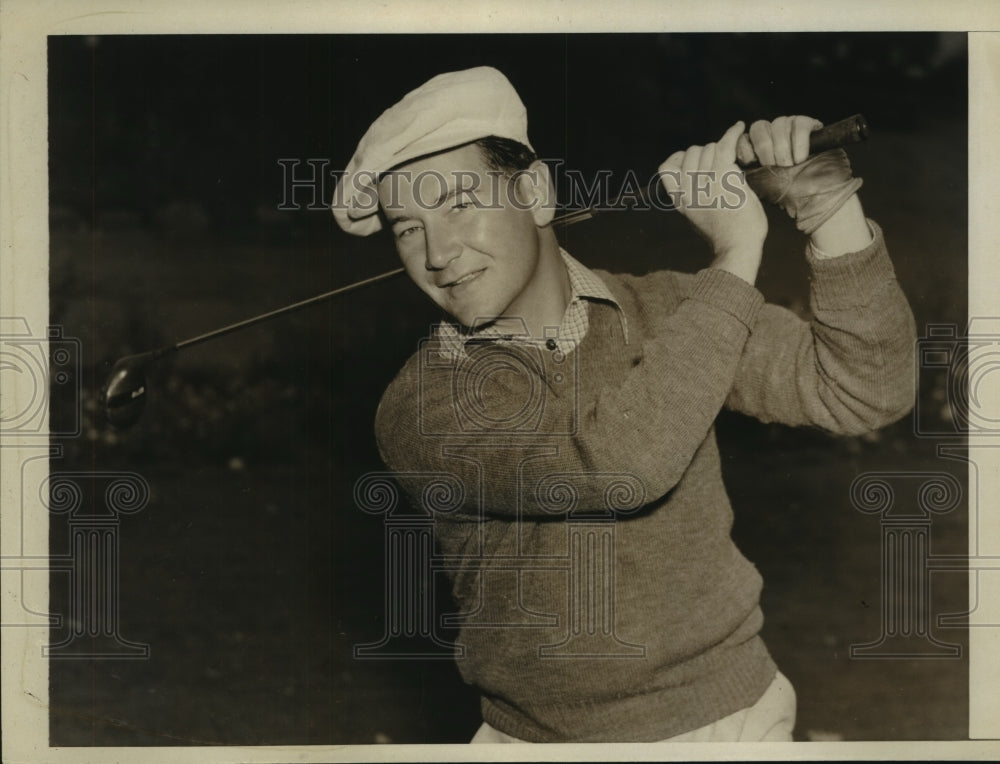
[{"x1": 546, "y1": 338, "x2": 558, "y2": 351}]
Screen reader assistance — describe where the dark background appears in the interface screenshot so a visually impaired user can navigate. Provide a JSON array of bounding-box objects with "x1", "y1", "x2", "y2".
[{"x1": 48, "y1": 33, "x2": 968, "y2": 744}]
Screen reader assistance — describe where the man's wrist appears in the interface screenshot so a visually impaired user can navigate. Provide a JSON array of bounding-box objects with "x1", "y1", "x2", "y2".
[
  {"x1": 710, "y1": 245, "x2": 763, "y2": 285},
  {"x1": 808, "y1": 194, "x2": 872, "y2": 258}
]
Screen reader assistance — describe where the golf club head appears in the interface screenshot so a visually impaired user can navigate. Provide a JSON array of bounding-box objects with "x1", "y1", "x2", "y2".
[{"x1": 101, "y1": 352, "x2": 153, "y2": 429}]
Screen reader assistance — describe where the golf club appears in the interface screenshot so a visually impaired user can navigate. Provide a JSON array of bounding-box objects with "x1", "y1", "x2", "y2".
[
  {"x1": 100, "y1": 266, "x2": 410, "y2": 428},
  {"x1": 101, "y1": 114, "x2": 869, "y2": 429}
]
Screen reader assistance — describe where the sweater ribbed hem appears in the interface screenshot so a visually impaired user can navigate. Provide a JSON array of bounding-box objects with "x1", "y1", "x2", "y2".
[
  {"x1": 806, "y1": 219, "x2": 897, "y2": 310},
  {"x1": 687, "y1": 268, "x2": 765, "y2": 330},
  {"x1": 480, "y1": 635, "x2": 777, "y2": 743}
]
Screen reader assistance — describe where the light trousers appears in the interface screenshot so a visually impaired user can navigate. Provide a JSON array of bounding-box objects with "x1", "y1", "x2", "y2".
[{"x1": 470, "y1": 670, "x2": 796, "y2": 744}]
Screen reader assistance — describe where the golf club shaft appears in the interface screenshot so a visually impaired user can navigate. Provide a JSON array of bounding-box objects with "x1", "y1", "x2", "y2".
[
  {"x1": 171, "y1": 266, "x2": 407, "y2": 353},
  {"x1": 159, "y1": 114, "x2": 866, "y2": 355},
  {"x1": 160, "y1": 209, "x2": 591, "y2": 355}
]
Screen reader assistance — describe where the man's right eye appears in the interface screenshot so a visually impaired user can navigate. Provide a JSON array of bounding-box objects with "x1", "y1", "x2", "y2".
[{"x1": 396, "y1": 225, "x2": 422, "y2": 239}]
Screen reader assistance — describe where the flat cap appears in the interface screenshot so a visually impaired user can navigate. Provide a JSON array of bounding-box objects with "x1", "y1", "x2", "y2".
[{"x1": 331, "y1": 66, "x2": 533, "y2": 236}]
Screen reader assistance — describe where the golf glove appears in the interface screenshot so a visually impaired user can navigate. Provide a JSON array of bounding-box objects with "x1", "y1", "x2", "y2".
[{"x1": 745, "y1": 148, "x2": 862, "y2": 236}]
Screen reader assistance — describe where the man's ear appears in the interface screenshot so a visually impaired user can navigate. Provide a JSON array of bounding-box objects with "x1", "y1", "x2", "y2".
[{"x1": 513, "y1": 160, "x2": 556, "y2": 227}]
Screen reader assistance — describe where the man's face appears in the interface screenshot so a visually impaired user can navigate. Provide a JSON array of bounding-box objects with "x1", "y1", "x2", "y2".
[{"x1": 376, "y1": 143, "x2": 547, "y2": 330}]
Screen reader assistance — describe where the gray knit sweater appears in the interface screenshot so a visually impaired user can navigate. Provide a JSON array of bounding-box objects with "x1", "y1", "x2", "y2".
[{"x1": 374, "y1": 221, "x2": 916, "y2": 742}]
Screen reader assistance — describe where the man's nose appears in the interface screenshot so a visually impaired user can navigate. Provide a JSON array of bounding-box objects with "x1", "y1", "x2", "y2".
[{"x1": 424, "y1": 223, "x2": 462, "y2": 270}]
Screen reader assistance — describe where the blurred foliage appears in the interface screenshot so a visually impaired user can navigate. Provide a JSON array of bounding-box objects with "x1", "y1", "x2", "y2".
[{"x1": 48, "y1": 33, "x2": 965, "y2": 236}]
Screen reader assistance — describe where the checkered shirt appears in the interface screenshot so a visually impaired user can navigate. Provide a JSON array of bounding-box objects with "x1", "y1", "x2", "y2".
[{"x1": 433, "y1": 249, "x2": 629, "y2": 358}]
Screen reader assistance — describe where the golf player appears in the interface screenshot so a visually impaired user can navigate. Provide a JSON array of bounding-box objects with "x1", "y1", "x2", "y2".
[{"x1": 332, "y1": 67, "x2": 916, "y2": 743}]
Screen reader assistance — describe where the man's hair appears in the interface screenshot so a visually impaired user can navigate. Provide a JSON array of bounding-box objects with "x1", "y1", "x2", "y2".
[{"x1": 474, "y1": 136, "x2": 537, "y2": 175}]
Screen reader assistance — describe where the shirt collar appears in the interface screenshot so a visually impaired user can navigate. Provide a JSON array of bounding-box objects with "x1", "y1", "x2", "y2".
[
  {"x1": 562, "y1": 248, "x2": 619, "y2": 309},
  {"x1": 433, "y1": 249, "x2": 629, "y2": 358}
]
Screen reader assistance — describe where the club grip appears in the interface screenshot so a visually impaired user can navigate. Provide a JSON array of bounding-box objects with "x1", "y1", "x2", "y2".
[
  {"x1": 737, "y1": 114, "x2": 869, "y2": 166},
  {"x1": 809, "y1": 114, "x2": 869, "y2": 154}
]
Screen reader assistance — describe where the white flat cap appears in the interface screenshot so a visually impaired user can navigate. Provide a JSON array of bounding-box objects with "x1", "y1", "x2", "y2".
[{"x1": 331, "y1": 66, "x2": 533, "y2": 236}]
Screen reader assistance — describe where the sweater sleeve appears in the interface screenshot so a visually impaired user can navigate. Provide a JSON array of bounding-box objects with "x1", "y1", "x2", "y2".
[
  {"x1": 375, "y1": 267, "x2": 765, "y2": 518},
  {"x1": 724, "y1": 220, "x2": 917, "y2": 433}
]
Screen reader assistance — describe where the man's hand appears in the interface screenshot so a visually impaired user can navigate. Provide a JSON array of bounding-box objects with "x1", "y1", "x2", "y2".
[
  {"x1": 741, "y1": 116, "x2": 871, "y2": 254},
  {"x1": 659, "y1": 121, "x2": 767, "y2": 285},
  {"x1": 738, "y1": 114, "x2": 822, "y2": 167}
]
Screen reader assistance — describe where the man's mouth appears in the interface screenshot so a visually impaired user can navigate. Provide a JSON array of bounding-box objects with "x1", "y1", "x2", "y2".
[{"x1": 443, "y1": 269, "x2": 485, "y2": 288}]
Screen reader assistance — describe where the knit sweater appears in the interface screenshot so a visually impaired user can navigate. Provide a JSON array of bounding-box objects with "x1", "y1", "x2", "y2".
[{"x1": 373, "y1": 221, "x2": 916, "y2": 742}]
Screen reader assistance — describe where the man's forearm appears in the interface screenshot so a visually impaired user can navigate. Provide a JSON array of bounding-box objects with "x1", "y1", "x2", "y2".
[{"x1": 726, "y1": 220, "x2": 917, "y2": 433}]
